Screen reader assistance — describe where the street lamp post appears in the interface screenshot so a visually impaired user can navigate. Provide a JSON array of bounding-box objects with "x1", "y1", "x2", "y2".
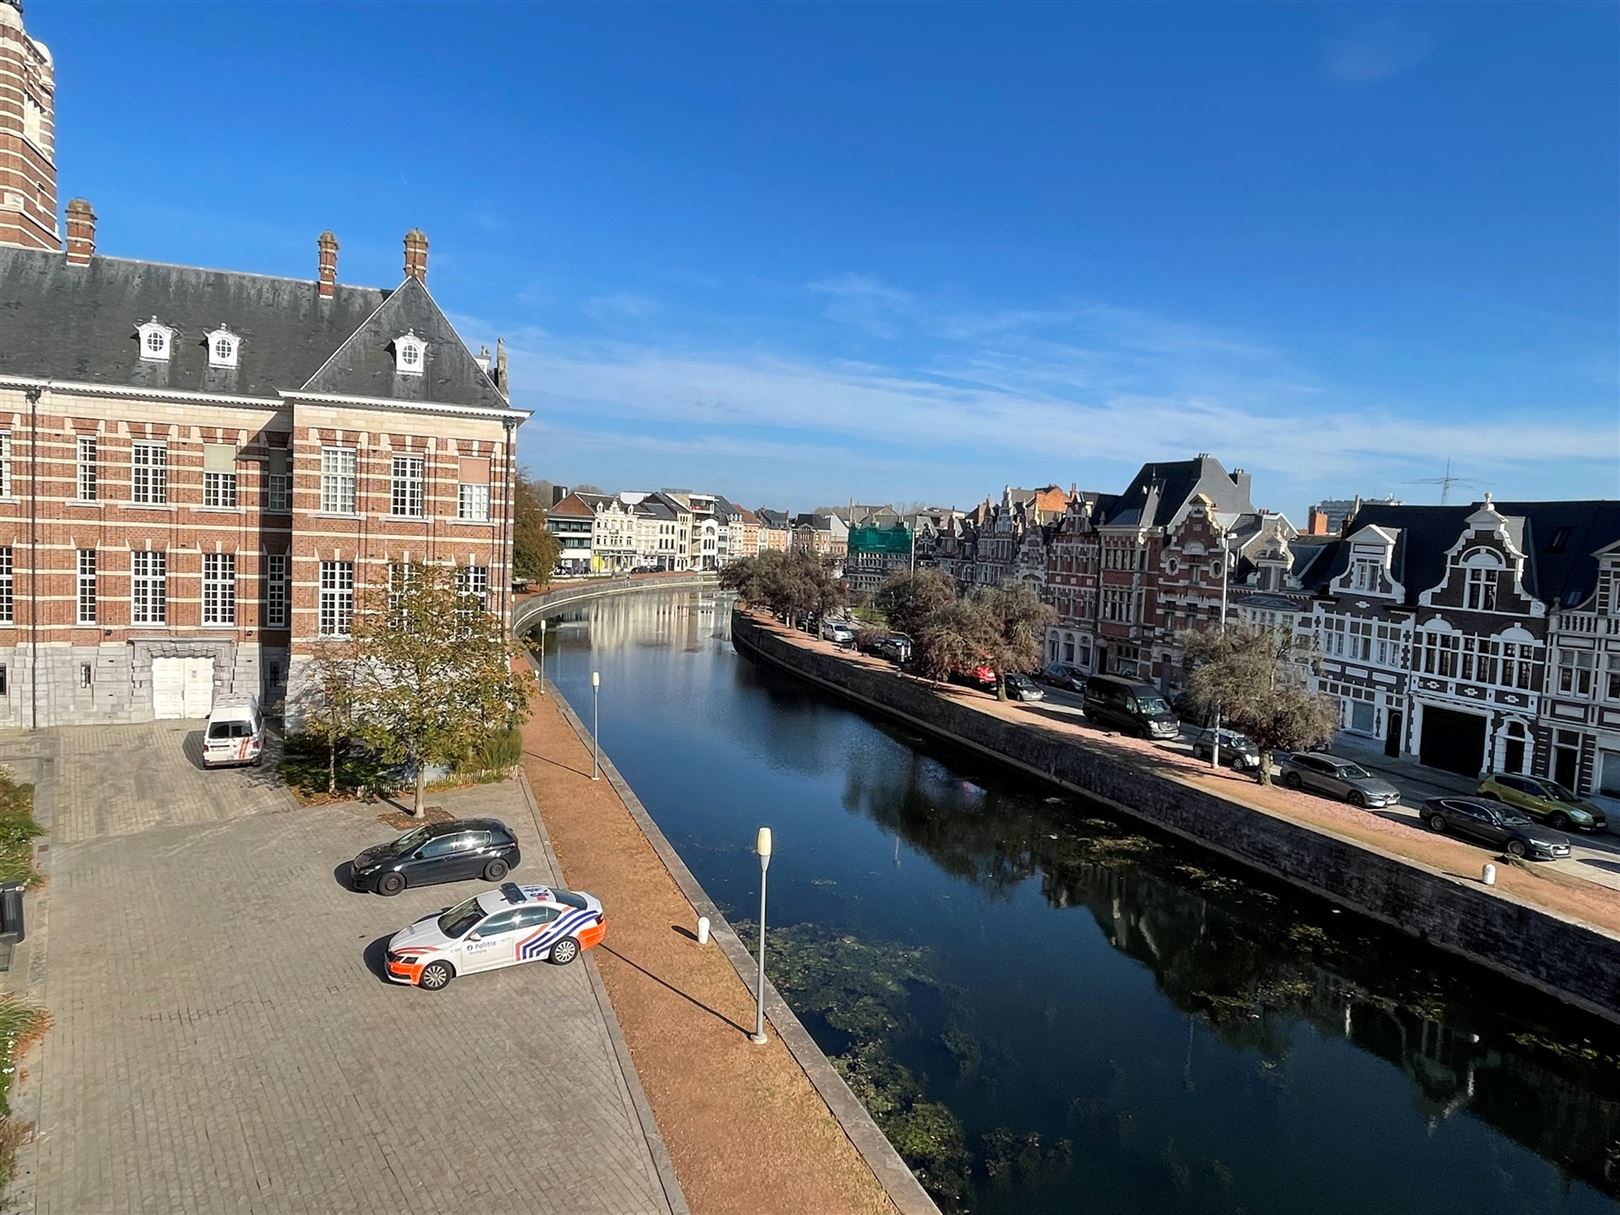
[
  {"x1": 537, "y1": 619, "x2": 547, "y2": 694},
  {"x1": 751, "y1": 826, "x2": 773, "y2": 1045},
  {"x1": 1210, "y1": 529, "x2": 1232, "y2": 770},
  {"x1": 590, "y1": 671, "x2": 601, "y2": 781}
]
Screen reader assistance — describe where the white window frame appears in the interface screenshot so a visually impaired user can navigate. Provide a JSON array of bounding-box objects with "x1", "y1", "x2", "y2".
[
  {"x1": 131, "y1": 550, "x2": 167, "y2": 625},
  {"x1": 265, "y1": 554, "x2": 289, "y2": 629},
  {"x1": 76, "y1": 549, "x2": 96, "y2": 625},
  {"x1": 0, "y1": 547, "x2": 11, "y2": 625},
  {"x1": 206, "y1": 326, "x2": 241, "y2": 369},
  {"x1": 458, "y1": 482, "x2": 491, "y2": 522},
  {"x1": 203, "y1": 470, "x2": 238, "y2": 509},
  {"x1": 394, "y1": 332, "x2": 426, "y2": 376},
  {"x1": 1604, "y1": 653, "x2": 1620, "y2": 703},
  {"x1": 1465, "y1": 565, "x2": 1498, "y2": 612},
  {"x1": 137, "y1": 318, "x2": 173, "y2": 362},
  {"x1": 0, "y1": 432, "x2": 11, "y2": 499},
  {"x1": 76, "y1": 434, "x2": 97, "y2": 501},
  {"x1": 390, "y1": 455, "x2": 426, "y2": 518},
  {"x1": 1557, "y1": 648, "x2": 1596, "y2": 697},
  {"x1": 318, "y1": 560, "x2": 355, "y2": 638},
  {"x1": 456, "y1": 565, "x2": 490, "y2": 624},
  {"x1": 320, "y1": 447, "x2": 357, "y2": 514},
  {"x1": 202, "y1": 552, "x2": 236, "y2": 625},
  {"x1": 131, "y1": 440, "x2": 168, "y2": 505}
]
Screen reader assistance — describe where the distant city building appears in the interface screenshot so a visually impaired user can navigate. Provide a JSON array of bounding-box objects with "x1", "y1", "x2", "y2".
[
  {"x1": 847, "y1": 523, "x2": 913, "y2": 595},
  {"x1": 1307, "y1": 496, "x2": 1402, "y2": 537}
]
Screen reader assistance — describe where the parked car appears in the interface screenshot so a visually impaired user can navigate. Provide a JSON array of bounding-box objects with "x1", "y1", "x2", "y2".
[
  {"x1": 1476, "y1": 773, "x2": 1609, "y2": 832},
  {"x1": 202, "y1": 695, "x2": 265, "y2": 768},
  {"x1": 1421, "y1": 796, "x2": 1572, "y2": 861},
  {"x1": 385, "y1": 882, "x2": 606, "y2": 991},
  {"x1": 1189, "y1": 727, "x2": 1261, "y2": 771},
  {"x1": 350, "y1": 818, "x2": 522, "y2": 895},
  {"x1": 820, "y1": 619, "x2": 856, "y2": 644},
  {"x1": 1003, "y1": 673, "x2": 1045, "y2": 702},
  {"x1": 865, "y1": 634, "x2": 911, "y2": 663},
  {"x1": 1038, "y1": 663, "x2": 1087, "y2": 693},
  {"x1": 1277, "y1": 752, "x2": 1400, "y2": 808},
  {"x1": 950, "y1": 661, "x2": 997, "y2": 691},
  {"x1": 1082, "y1": 675, "x2": 1180, "y2": 740}
]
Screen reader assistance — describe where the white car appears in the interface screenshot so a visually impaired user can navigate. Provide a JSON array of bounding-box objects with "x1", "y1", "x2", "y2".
[
  {"x1": 821, "y1": 619, "x2": 856, "y2": 643},
  {"x1": 384, "y1": 882, "x2": 606, "y2": 991}
]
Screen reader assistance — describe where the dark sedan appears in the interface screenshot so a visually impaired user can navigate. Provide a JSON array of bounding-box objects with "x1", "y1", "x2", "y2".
[
  {"x1": 1421, "y1": 797, "x2": 1571, "y2": 861},
  {"x1": 350, "y1": 817, "x2": 522, "y2": 895}
]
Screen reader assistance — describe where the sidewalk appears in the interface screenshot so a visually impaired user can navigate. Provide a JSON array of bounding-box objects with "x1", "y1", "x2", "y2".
[
  {"x1": 1325, "y1": 733, "x2": 1479, "y2": 800},
  {"x1": 518, "y1": 687, "x2": 918, "y2": 1215}
]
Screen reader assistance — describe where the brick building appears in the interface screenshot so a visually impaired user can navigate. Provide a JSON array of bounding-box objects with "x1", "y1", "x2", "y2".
[{"x1": 0, "y1": 1, "x2": 524, "y2": 725}]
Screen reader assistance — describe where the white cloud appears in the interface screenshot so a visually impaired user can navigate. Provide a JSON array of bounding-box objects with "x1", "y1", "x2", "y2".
[
  {"x1": 585, "y1": 292, "x2": 659, "y2": 321},
  {"x1": 1324, "y1": 20, "x2": 1430, "y2": 84}
]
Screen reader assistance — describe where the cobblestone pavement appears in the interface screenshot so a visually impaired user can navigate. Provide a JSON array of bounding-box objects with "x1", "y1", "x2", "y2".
[{"x1": 13, "y1": 728, "x2": 673, "y2": 1215}]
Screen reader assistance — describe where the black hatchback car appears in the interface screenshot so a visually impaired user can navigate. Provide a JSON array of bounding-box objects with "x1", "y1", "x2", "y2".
[
  {"x1": 1421, "y1": 797, "x2": 1571, "y2": 861},
  {"x1": 350, "y1": 818, "x2": 522, "y2": 895}
]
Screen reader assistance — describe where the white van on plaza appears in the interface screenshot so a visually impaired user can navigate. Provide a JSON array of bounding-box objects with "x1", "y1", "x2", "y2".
[{"x1": 202, "y1": 696, "x2": 266, "y2": 768}]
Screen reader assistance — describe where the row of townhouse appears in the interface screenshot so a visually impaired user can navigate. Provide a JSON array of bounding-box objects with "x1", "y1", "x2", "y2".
[
  {"x1": 925, "y1": 448, "x2": 1620, "y2": 802},
  {"x1": 546, "y1": 490, "x2": 782, "y2": 573}
]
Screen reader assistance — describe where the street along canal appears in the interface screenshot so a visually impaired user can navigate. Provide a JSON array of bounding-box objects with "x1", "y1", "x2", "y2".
[{"x1": 536, "y1": 588, "x2": 1620, "y2": 1215}]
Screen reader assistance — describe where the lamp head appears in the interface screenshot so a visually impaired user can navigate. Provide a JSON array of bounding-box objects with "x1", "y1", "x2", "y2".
[
  {"x1": 755, "y1": 826, "x2": 773, "y2": 858},
  {"x1": 591, "y1": 671, "x2": 600, "y2": 688}
]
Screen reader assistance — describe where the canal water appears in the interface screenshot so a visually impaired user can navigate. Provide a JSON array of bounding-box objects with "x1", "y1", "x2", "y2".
[{"x1": 537, "y1": 589, "x2": 1620, "y2": 1215}]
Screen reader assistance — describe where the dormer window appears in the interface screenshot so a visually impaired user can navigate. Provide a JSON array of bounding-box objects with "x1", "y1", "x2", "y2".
[
  {"x1": 394, "y1": 331, "x2": 426, "y2": 376},
  {"x1": 137, "y1": 318, "x2": 173, "y2": 362},
  {"x1": 206, "y1": 326, "x2": 241, "y2": 369}
]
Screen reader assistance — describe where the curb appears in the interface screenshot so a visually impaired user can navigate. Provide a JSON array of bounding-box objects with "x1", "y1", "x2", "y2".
[
  {"x1": 531, "y1": 661, "x2": 941, "y2": 1215},
  {"x1": 513, "y1": 764, "x2": 690, "y2": 1215}
]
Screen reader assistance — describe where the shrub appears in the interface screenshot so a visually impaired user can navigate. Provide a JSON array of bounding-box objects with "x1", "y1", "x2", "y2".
[{"x1": 456, "y1": 726, "x2": 524, "y2": 778}]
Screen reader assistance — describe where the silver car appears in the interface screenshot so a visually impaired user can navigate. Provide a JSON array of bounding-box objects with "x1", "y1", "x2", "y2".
[
  {"x1": 820, "y1": 619, "x2": 855, "y2": 644},
  {"x1": 1278, "y1": 752, "x2": 1401, "y2": 809}
]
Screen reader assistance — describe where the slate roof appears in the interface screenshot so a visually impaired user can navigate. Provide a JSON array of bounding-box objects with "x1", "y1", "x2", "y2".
[
  {"x1": 634, "y1": 497, "x2": 676, "y2": 522},
  {"x1": 0, "y1": 248, "x2": 509, "y2": 411},
  {"x1": 755, "y1": 509, "x2": 790, "y2": 528},
  {"x1": 1102, "y1": 455, "x2": 1254, "y2": 529},
  {"x1": 1347, "y1": 501, "x2": 1620, "y2": 610}
]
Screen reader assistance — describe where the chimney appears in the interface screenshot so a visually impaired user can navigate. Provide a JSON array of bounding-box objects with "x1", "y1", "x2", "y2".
[
  {"x1": 404, "y1": 228, "x2": 429, "y2": 281},
  {"x1": 65, "y1": 198, "x2": 96, "y2": 266},
  {"x1": 1306, "y1": 507, "x2": 1329, "y2": 536},
  {"x1": 317, "y1": 230, "x2": 339, "y2": 298},
  {"x1": 1229, "y1": 467, "x2": 1252, "y2": 502},
  {"x1": 494, "y1": 336, "x2": 509, "y2": 397},
  {"x1": 475, "y1": 344, "x2": 491, "y2": 373}
]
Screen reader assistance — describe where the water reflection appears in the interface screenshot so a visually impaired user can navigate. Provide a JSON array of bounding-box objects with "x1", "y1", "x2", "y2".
[{"x1": 539, "y1": 590, "x2": 1620, "y2": 1214}]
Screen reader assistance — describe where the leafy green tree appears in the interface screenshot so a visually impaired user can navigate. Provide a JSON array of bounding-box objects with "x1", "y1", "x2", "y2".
[
  {"x1": 875, "y1": 568, "x2": 957, "y2": 639},
  {"x1": 293, "y1": 638, "x2": 365, "y2": 795},
  {"x1": 513, "y1": 471, "x2": 561, "y2": 586},
  {"x1": 972, "y1": 583, "x2": 1054, "y2": 699},
  {"x1": 721, "y1": 550, "x2": 845, "y2": 623},
  {"x1": 1177, "y1": 622, "x2": 1338, "y2": 785},
  {"x1": 350, "y1": 563, "x2": 536, "y2": 815}
]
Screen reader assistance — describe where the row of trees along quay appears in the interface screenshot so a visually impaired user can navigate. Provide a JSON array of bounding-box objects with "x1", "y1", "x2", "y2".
[
  {"x1": 298, "y1": 562, "x2": 536, "y2": 815},
  {"x1": 723, "y1": 557, "x2": 1340, "y2": 777}
]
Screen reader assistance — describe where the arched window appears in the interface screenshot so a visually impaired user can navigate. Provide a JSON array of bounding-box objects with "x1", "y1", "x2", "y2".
[
  {"x1": 394, "y1": 331, "x2": 427, "y2": 375},
  {"x1": 136, "y1": 318, "x2": 173, "y2": 362},
  {"x1": 206, "y1": 326, "x2": 241, "y2": 369},
  {"x1": 1460, "y1": 547, "x2": 1503, "y2": 611}
]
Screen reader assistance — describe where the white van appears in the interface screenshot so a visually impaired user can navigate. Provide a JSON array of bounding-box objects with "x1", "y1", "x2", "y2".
[{"x1": 202, "y1": 695, "x2": 265, "y2": 768}]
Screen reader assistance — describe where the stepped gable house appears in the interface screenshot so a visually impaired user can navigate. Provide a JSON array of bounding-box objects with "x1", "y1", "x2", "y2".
[{"x1": 0, "y1": 0, "x2": 525, "y2": 726}]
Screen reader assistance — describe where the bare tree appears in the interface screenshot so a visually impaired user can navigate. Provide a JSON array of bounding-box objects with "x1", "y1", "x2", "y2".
[
  {"x1": 972, "y1": 584, "x2": 1054, "y2": 700},
  {"x1": 1178, "y1": 623, "x2": 1338, "y2": 785},
  {"x1": 295, "y1": 638, "x2": 365, "y2": 796},
  {"x1": 875, "y1": 568, "x2": 957, "y2": 639}
]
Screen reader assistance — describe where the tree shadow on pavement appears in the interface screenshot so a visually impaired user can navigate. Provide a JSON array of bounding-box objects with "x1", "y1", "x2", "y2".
[{"x1": 599, "y1": 943, "x2": 751, "y2": 1036}]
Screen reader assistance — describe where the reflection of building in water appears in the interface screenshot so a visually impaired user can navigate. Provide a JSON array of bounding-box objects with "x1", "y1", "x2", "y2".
[{"x1": 548, "y1": 591, "x2": 732, "y2": 655}]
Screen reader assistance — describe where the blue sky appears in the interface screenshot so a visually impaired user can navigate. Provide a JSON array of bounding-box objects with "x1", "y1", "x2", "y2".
[{"x1": 33, "y1": 1, "x2": 1619, "y2": 521}]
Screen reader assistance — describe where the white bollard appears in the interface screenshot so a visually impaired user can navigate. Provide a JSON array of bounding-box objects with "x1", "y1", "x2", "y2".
[
  {"x1": 1482, "y1": 863, "x2": 1497, "y2": 886},
  {"x1": 696, "y1": 915, "x2": 711, "y2": 946}
]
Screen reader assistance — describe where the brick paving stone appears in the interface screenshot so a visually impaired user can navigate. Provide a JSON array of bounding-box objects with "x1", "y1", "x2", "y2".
[{"x1": 14, "y1": 726, "x2": 672, "y2": 1215}]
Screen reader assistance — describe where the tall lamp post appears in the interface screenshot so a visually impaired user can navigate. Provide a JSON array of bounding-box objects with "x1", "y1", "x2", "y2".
[
  {"x1": 590, "y1": 671, "x2": 601, "y2": 781},
  {"x1": 536, "y1": 619, "x2": 547, "y2": 694},
  {"x1": 1210, "y1": 529, "x2": 1232, "y2": 770},
  {"x1": 751, "y1": 826, "x2": 773, "y2": 1045}
]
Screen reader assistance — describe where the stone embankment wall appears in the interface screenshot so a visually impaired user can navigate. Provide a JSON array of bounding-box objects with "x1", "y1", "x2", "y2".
[
  {"x1": 732, "y1": 609, "x2": 1620, "y2": 1025},
  {"x1": 513, "y1": 573, "x2": 719, "y2": 635}
]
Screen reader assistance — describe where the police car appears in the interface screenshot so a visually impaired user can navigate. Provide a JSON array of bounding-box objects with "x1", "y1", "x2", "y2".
[{"x1": 384, "y1": 882, "x2": 606, "y2": 991}]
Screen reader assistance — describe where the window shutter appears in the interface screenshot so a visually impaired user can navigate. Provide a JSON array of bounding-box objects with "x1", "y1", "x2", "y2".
[
  {"x1": 203, "y1": 443, "x2": 236, "y2": 473},
  {"x1": 458, "y1": 457, "x2": 490, "y2": 485},
  {"x1": 268, "y1": 449, "x2": 290, "y2": 476}
]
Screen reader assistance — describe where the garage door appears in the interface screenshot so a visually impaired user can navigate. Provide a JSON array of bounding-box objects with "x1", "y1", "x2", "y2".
[
  {"x1": 1418, "y1": 706, "x2": 1486, "y2": 777},
  {"x1": 152, "y1": 657, "x2": 214, "y2": 720}
]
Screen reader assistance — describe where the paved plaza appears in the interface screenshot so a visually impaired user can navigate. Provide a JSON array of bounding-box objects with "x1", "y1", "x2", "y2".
[{"x1": 2, "y1": 726, "x2": 675, "y2": 1215}]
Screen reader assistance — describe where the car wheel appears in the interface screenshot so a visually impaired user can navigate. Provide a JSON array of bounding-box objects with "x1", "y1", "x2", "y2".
[
  {"x1": 1427, "y1": 814, "x2": 1446, "y2": 833},
  {"x1": 419, "y1": 961, "x2": 454, "y2": 991},
  {"x1": 378, "y1": 873, "x2": 405, "y2": 896},
  {"x1": 1506, "y1": 839, "x2": 1527, "y2": 859},
  {"x1": 1547, "y1": 812, "x2": 1570, "y2": 831},
  {"x1": 550, "y1": 937, "x2": 580, "y2": 966},
  {"x1": 1347, "y1": 790, "x2": 1366, "y2": 809},
  {"x1": 1284, "y1": 772, "x2": 1303, "y2": 790},
  {"x1": 483, "y1": 859, "x2": 509, "y2": 882}
]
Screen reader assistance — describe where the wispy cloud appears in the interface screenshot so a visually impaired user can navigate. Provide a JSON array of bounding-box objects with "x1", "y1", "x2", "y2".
[
  {"x1": 1324, "y1": 20, "x2": 1430, "y2": 85},
  {"x1": 585, "y1": 292, "x2": 659, "y2": 321},
  {"x1": 807, "y1": 273, "x2": 916, "y2": 338}
]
